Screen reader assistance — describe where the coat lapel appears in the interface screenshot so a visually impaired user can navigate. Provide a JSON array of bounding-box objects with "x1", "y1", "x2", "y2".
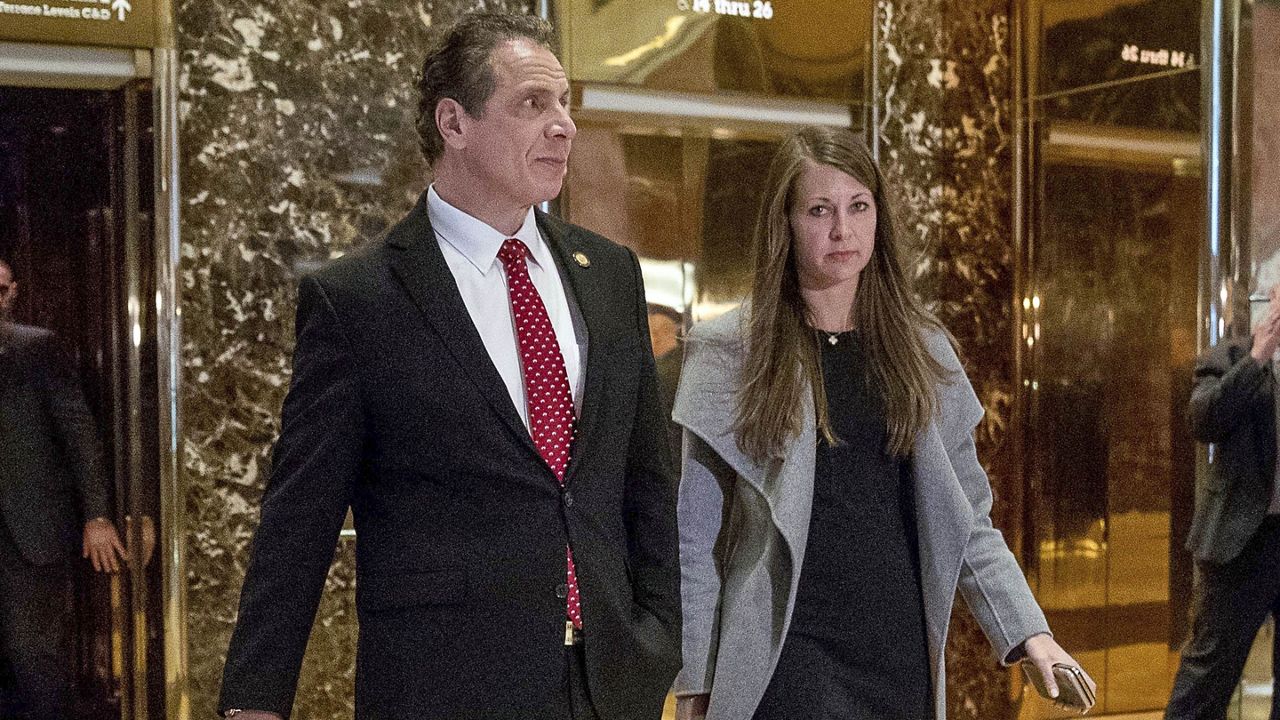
[
  {"x1": 911, "y1": 422, "x2": 974, "y2": 655},
  {"x1": 767, "y1": 397, "x2": 817, "y2": 579},
  {"x1": 536, "y1": 211, "x2": 605, "y2": 485},
  {"x1": 384, "y1": 194, "x2": 541, "y2": 463}
]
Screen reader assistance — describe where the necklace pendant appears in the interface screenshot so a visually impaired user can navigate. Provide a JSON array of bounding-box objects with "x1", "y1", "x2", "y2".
[{"x1": 827, "y1": 334, "x2": 839, "y2": 345}]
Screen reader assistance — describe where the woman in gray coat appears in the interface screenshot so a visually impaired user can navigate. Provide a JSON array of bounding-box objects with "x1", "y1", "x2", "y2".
[{"x1": 673, "y1": 126, "x2": 1093, "y2": 720}]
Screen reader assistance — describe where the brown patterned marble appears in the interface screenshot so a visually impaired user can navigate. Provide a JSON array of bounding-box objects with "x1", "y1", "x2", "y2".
[
  {"x1": 177, "y1": 1, "x2": 533, "y2": 717},
  {"x1": 876, "y1": 0, "x2": 1021, "y2": 717},
  {"x1": 1251, "y1": 2, "x2": 1280, "y2": 292}
]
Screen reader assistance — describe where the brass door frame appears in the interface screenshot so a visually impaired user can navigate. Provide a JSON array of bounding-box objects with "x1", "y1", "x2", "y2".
[
  {"x1": 152, "y1": 44, "x2": 187, "y2": 720},
  {"x1": 1200, "y1": 0, "x2": 1247, "y2": 348}
]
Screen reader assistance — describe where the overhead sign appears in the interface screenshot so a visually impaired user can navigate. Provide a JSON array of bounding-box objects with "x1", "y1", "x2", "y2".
[
  {"x1": 1119, "y1": 44, "x2": 1195, "y2": 68},
  {"x1": 0, "y1": 0, "x2": 155, "y2": 49}
]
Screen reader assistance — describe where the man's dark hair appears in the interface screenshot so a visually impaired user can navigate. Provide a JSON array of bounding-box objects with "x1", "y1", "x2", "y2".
[
  {"x1": 414, "y1": 13, "x2": 556, "y2": 165},
  {"x1": 647, "y1": 303, "x2": 682, "y2": 324}
]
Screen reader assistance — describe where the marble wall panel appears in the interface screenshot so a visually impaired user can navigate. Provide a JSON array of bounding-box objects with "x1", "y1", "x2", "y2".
[
  {"x1": 177, "y1": 1, "x2": 533, "y2": 717},
  {"x1": 876, "y1": 0, "x2": 1021, "y2": 717}
]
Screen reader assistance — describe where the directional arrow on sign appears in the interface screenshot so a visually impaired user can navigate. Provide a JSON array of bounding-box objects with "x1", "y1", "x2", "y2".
[{"x1": 111, "y1": 0, "x2": 131, "y2": 21}]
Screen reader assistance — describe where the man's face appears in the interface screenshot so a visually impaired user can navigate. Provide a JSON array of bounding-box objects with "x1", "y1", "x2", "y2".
[
  {"x1": 0, "y1": 265, "x2": 15, "y2": 318},
  {"x1": 648, "y1": 311, "x2": 679, "y2": 358},
  {"x1": 459, "y1": 39, "x2": 575, "y2": 209}
]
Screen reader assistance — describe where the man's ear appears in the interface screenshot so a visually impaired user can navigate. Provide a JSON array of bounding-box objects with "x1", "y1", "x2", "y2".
[{"x1": 435, "y1": 98, "x2": 468, "y2": 152}]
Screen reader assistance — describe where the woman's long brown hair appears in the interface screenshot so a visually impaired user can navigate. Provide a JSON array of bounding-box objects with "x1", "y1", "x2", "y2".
[{"x1": 734, "y1": 125, "x2": 952, "y2": 463}]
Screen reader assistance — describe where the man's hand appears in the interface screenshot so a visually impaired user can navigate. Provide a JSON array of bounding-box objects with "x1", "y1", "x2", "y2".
[
  {"x1": 1251, "y1": 284, "x2": 1280, "y2": 363},
  {"x1": 223, "y1": 711, "x2": 283, "y2": 720},
  {"x1": 675, "y1": 693, "x2": 710, "y2": 720},
  {"x1": 82, "y1": 518, "x2": 126, "y2": 573},
  {"x1": 1024, "y1": 633, "x2": 1096, "y2": 705}
]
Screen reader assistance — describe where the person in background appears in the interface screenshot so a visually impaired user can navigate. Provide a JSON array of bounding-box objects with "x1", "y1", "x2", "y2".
[
  {"x1": 672, "y1": 126, "x2": 1093, "y2": 720},
  {"x1": 1166, "y1": 283, "x2": 1280, "y2": 719},
  {"x1": 0, "y1": 256, "x2": 124, "y2": 720},
  {"x1": 216, "y1": 12, "x2": 680, "y2": 720},
  {"x1": 649, "y1": 302, "x2": 685, "y2": 474}
]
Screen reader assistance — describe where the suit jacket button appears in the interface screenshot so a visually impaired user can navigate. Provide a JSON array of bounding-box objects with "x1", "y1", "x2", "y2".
[
  {"x1": 556, "y1": 583, "x2": 569, "y2": 599},
  {"x1": 562, "y1": 491, "x2": 574, "y2": 507}
]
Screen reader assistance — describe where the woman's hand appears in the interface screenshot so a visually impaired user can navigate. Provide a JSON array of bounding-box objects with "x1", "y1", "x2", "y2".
[
  {"x1": 676, "y1": 693, "x2": 710, "y2": 720},
  {"x1": 1024, "y1": 633, "x2": 1096, "y2": 703}
]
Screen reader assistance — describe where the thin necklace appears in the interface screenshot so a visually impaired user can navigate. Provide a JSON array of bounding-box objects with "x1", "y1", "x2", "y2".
[{"x1": 815, "y1": 327, "x2": 854, "y2": 346}]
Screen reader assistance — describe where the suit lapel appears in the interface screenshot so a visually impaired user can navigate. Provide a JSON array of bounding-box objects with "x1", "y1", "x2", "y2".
[
  {"x1": 385, "y1": 194, "x2": 541, "y2": 463},
  {"x1": 536, "y1": 211, "x2": 605, "y2": 485},
  {"x1": 0, "y1": 322, "x2": 15, "y2": 394}
]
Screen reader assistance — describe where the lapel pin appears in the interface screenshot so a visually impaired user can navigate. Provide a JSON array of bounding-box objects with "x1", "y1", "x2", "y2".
[{"x1": 572, "y1": 251, "x2": 591, "y2": 268}]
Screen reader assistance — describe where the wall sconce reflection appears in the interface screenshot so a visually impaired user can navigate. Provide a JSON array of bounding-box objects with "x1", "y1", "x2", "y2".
[{"x1": 1038, "y1": 537, "x2": 1106, "y2": 561}]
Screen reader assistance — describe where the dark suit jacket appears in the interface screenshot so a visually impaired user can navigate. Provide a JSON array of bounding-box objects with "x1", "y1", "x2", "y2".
[
  {"x1": 218, "y1": 194, "x2": 682, "y2": 720},
  {"x1": 1185, "y1": 336, "x2": 1277, "y2": 565},
  {"x1": 0, "y1": 321, "x2": 110, "y2": 565}
]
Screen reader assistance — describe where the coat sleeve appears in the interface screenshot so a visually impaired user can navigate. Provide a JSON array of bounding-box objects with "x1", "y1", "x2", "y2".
[
  {"x1": 218, "y1": 275, "x2": 363, "y2": 719},
  {"x1": 621, "y1": 248, "x2": 683, "y2": 660},
  {"x1": 1188, "y1": 338, "x2": 1271, "y2": 443},
  {"x1": 36, "y1": 331, "x2": 111, "y2": 522},
  {"x1": 674, "y1": 429, "x2": 735, "y2": 696},
  {"x1": 933, "y1": 337, "x2": 1051, "y2": 666}
]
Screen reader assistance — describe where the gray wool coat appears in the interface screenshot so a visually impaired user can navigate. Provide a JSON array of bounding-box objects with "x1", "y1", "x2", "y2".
[{"x1": 672, "y1": 306, "x2": 1050, "y2": 720}]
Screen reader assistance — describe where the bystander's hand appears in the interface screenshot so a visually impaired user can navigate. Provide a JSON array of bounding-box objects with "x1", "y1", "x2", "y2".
[
  {"x1": 676, "y1": 693, "x2": 710, "y2": 720},
  {"x1": 1252, "y1": 284, "x2": 1280, "y2": 364},
  {"x1": 125, "y1": 514, "x2": 157, "y2": 568},
  {"x1": 82, "y1": 518, "x2": 126, "y2": 573}
]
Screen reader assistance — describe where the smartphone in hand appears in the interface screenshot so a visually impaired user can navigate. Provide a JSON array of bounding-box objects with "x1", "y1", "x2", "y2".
[{"x1": 1023, "y1": 661, "x2": 1096, "y2": 715}]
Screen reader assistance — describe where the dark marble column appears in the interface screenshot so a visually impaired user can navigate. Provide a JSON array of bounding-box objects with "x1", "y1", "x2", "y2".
[
  {"x1": 177, "y1": 1, "x2": 532, "y2": 717},
  {"x1": 876, "y1": 0, "x2": 1021, "y2": 718}
]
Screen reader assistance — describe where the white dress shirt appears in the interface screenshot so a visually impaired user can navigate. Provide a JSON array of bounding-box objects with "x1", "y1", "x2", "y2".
[{"x1": 427, "y1": 185, "x2": 585, "y2": 432}]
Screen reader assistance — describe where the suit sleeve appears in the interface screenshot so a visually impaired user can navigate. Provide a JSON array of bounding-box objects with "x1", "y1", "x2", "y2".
[
  {"x1": 1188, "y1": 338, "x2": 1271, "y2": 443},
  {"x1": 934, "y1": 338, "x2": 1050, "y2": 666},
  {"x1": 37, "y1": 332, "x2": 111, "y2": 522},
  {"x1": 621, "y1": 248, "x2": 683, "y2": 649},
  {"x1": 218, "y1": 275, "x2": 363, "y2": 719}
]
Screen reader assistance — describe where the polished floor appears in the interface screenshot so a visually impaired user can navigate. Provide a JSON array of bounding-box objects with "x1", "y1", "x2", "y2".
[{"x1": 1232, "y1": 619, "x2": 1276, "y2": 720}]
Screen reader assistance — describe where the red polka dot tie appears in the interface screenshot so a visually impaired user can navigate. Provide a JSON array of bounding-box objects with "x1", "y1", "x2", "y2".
[{"x1": 497, "y1": 238, "x2": 582, "y2": 630}]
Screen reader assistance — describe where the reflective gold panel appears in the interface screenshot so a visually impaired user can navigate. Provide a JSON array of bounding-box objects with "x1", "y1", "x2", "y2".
[{"x1": 558, "y1": 0, "x2": 871, "y2": 102}]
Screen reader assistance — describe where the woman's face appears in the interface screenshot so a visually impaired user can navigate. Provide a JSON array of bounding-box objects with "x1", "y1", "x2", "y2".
[{"x1": 788, "y1": 160, "x2": 877, "y2": 293}]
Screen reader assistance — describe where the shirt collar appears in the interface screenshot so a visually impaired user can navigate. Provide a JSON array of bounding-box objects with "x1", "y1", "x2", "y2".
[{"x1": 426, "y1": 184, "x2": 550, "y2": 276}]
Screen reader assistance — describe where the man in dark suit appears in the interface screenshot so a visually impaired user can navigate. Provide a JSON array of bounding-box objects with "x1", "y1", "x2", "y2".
[
  {"x1": 0, "y1": 257, "x2": 125, "y2": 720},
  {"x1": 217, "y1": 13, "x2": 681, "y2": 720},
  {"x1": 1166, "y1": 283, "x2": 1280, "y2": 719},
  {"x1": 647, "y1": 303, "x2": 684, "y2": 474}
]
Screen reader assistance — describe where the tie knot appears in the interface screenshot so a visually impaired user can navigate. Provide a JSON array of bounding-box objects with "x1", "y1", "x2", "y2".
[{"x1": 498, "y1": 238, "x2": 529, "y2": 268}]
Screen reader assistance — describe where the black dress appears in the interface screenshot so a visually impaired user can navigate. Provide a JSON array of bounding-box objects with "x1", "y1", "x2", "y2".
[{"x1": 753, "y1": 331, "x2": 933, "y2": 720}]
